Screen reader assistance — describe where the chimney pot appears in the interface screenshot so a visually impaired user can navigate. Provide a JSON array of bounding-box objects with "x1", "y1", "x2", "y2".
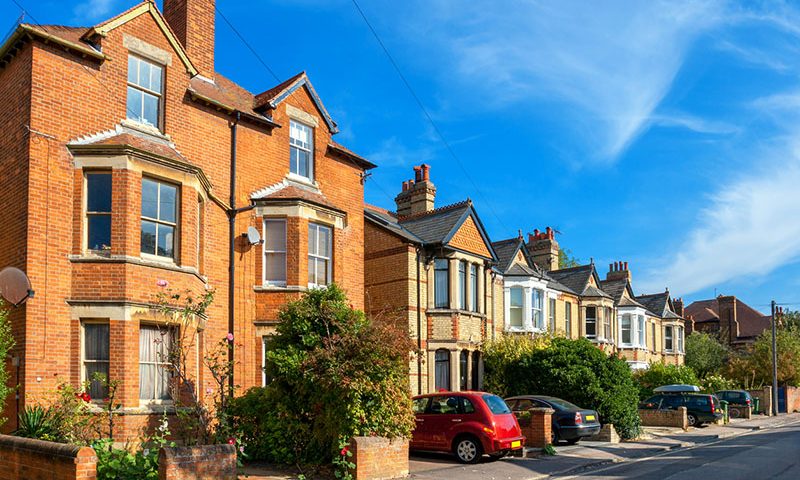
[
  {"x1": 624, "y1": 261, "x2": 628, "y2": 270},
  {"x1": 609, "y1": 263, "x2": 613, "y2": 273},
  {"x1": 421, "y1": 163, "x2": 431, "y2": 181},
  {"x1": 533, "y1": 229, "x2": 540, "y2": 236},
  {"x1": 528, "y1": 233, "x2": 535, "y2": 244},
  {"x1": 413, "y1": 165, "x2": 422, "y2": 182}
]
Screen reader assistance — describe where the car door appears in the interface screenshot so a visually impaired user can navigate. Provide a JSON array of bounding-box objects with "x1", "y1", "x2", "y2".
[
  {"x1": 411, "y1": 397, "x2": 432, "y2": 449},
  {"x1": 661, "y1": 395, "x2": 683, "y2": 411},
  {"x1": 426, "y1": 395, "x2": 463, "y2": 450}
]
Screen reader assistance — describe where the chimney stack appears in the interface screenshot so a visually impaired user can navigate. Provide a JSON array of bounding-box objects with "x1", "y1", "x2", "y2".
[
  {"x1": 163, "y1": 0, "x2": 216, "y2": 77},
  {"x1": 673, "y1": 297, "x2": 684, "y2": 317},
  {"x1": 526, "y1": 227, "x2": 559, "y2": 272},
  {"x1": 717, "y1": 295, "x2": 739, "y2": 345},
  {"x1": 395, "y1": 164, "x2": 436, "y2": 217},
  {"x1": 606, "y1": 260, "x2": 632, "y2": 282}
]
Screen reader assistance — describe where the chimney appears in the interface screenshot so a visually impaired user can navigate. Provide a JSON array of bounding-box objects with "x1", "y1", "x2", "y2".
[
  {"x1": 606, "y1": 260, "x2": 632, "y2": 282},
  {"x1": 526, "y1": 227, "x2": 559, "y2": 272},
  {"x1": 395, "y1": 164, "x2": 436, "y2": 217},
  {"x1": 163, "y1": 0, "x2": 215, "y2": 77},
  {"x1": 717, "y1": 295, "x2": 739, "y2": 345},
  {"x1": 673, "y1": 297, "x2": 684, "y2": 317}
]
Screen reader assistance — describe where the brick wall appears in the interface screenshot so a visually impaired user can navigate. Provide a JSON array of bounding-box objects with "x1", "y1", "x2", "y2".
[
  {"x1": 157, "y1": 444, "x2": 237, "y2": 480},
  {"x1": 586, "y1": 424, "x2": 619, "y2": 443},
  {"x1": 348, "y1": 436, "x2": 408, "y2": 480},
  {"x1": 749, "y1": 387, "x2": 772, "y2": 415},
  {"x1": 0, "y1": 434, "x2": 97, "y2": 480},
  {"x1": 786, "y1": 386, "x2": 800, "y2": 413},
  {"x1": 639, "y1": 407, "x2": 688, "y2": 430},
  {"x1": 516, "y1": 407, "x2": 552, "y2": 448}
]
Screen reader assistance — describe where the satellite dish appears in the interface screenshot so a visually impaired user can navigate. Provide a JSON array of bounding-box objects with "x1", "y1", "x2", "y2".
[
  {"x1": 0, "y1": 267, "x2": 34, "y2": 307},
  {"x1": 244, "y1": 226, "x2": 262, "y2": 246}
]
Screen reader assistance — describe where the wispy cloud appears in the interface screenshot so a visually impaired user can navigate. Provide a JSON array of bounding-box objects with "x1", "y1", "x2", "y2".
[
  {"x1": 73, "y1": 0, "x2": 116, "y2": 22},
  {"x1": 651, "y1": 113, "x2": 741, "y2": 135},
  {"x1": 404, "y1": 0, "x2": 724, "y2": 162}
]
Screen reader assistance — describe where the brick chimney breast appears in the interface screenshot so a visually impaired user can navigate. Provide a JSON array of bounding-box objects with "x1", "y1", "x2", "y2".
[
  {"x1": 606, "y1": 260, "x2": 632, "y2": 282},
  {"x1": 395, "y1": 165, "x2": 436, "y2": 217},
  {"x1": 526, "y1": 227, "x2": 560, "y2": 272},
  {"x1": 163, "y1": 0, "x2": 215, "y2": 77}
]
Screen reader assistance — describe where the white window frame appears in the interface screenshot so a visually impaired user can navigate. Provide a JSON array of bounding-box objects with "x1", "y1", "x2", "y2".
[
  {"x1": 677, "y1": 326, "x2": 684, "y2": 353},
  {"x1": 138, "y1": 324, "x2": 175, "y2": 403},
  {"x1": 621, "y1": 313, "x2": 633, "y2": 347},
  {"x1": 508, "y1": 287, "x2": 524, "y2": 329},
  {"x1": 140, "y1": 177, "x2": 179, "y2": 262},
  {"x1": 81, "y1": 320, "x2": 109, "y2": 401},
  {"x1": 262, "y1": 218, "x2": 287, "y2": 286},
  {"x1": 308, "y1": 223, "x2": 332, "y2": 288},
  {"x1": 126, "y1": 55, "x2": 164, "y2": 129},
  {"x1": 665, "y1": 325, "x2": 674, "y2": 352},
  {"x1": 532, "y1": 289, "x2": 544, "y2": 330},
  {"x1": 289, "y1": 120, "x2": 314, "y2": 181},
  {"x1": 638, "y1": 315, "x2": 646, "y2": 348},
  {"x1": 585, "y1": 306, "x2": 597, "y2": 338}
]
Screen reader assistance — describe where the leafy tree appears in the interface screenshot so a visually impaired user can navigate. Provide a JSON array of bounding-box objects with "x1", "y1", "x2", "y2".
[
  {"x1": 0, "y1": 303, "x2": 14, "y2": 428},
  {"x1": 685, "y1": 332, "x2": 729, "y2": 378},
  {"x1": 748, "y1": 328, "x2": 800, "y2": 387},
  {"x1": 780, "y1": 309, "x2": 800, "y2": 331},
  {"x1": 231, "y1": 285, "x2": 415, "y2": 468},
  {"x1": 558, "y1": 248, "x2": 581, "y2": 269},
  {"x1": 632, "y1": 362, "x2": 700, "y2": 400},
  {"x1": 493, "y1": 337, "x2": 641, "y2": 439}
]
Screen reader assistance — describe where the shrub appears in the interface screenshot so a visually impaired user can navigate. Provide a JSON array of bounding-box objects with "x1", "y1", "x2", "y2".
[
  {"x1": 0, "y1": 304, "x2": 14, "y2": 428},
  {"x1": 632, "y1": 363, "x2": 700, "y2": 400},
  {"x1": 497, "y1": 337, "x2": 641, "y2": 439},
  {"x1": 15, "y1": 405, "x2": 58, "y2": 440},
  {"x1": 685, "y1": 332, "x2": 729, "y2": 378},
  {"x1": 482, "y1": 335, "x2": 549, "y2": 397},
  {"x1": 700, "y1": 374, "x2": 737, "y2": 394},
  {"x1": 231, "y1": 285, "x2": 414, "y2": 467}
]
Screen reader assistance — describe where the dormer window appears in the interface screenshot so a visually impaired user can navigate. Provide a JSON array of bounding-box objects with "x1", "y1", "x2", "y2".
[
  {"x1": 290, "y1": 120, "x2": 313, "y2": 180},
  {"x1": 127, "y1": 55, "x2": 163, "y2": 128}
]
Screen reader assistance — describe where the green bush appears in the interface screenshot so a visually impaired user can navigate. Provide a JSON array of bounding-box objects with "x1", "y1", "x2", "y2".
[
  {"x1": 493, "y1": 337, "x2": 641, "y2": 439},
  {"x1": 685, "y1": 333, "x2": 729, "y2": 378},
  {"x1": 482, "y1": 335, "x2": 549, "y2": 397},
  {"x1": 15, "y1": 405, "x2": 59, "y2": 440},
  {"x1": 0, "y1": 304, "x2": 14, "y2": 428},
  {"x1": 231, "y1": 285, "x2": 414, "y2": 466},
  {"x1": 700, "y1": 374, "x2": 737, "y2": 394},
  {"x1": 632, "y1": 362, "x2": 700, "y2": 400}
]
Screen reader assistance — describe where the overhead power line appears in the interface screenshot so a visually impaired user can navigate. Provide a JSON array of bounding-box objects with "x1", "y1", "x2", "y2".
[
  {"x1": 349, "y1": 0, "x2": 509, "y2": 231},
  {"x1": 215, "y1": 4, "x2": 281, "y2": 83}
]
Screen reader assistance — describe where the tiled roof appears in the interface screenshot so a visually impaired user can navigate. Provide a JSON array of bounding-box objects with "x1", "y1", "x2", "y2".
[
  {"x1": 491, "y1": 237, "x2": 523, "y2": 272},
  {"x1": 32, "y1": 24, "x2": 90, "y2": 44},
  {"x1": 68, "y1": 124, "x2": 187, "y2": 164},
  {"x1": 188, "y1": 75, "x2": 266, "y2": 118},
  {"x1": 254, "y1": 71, "x2": 305, "y2": 109},
  {"x1": 364, "y1": 206, "x2": 423, "y2": 243},
  {"x1": 548, "y1": 265, "x2": 600, "y2": 297},
  {"x1": 327, "y1": 142, "x2": 376, "y2": 170},
  {"x1": 251, "y1": 180, "x2": 340, "y2": 211},
  {"x1": 636, "y1": 292, "x2": 682, "y2": 319},
  {"x1": 684, "y1": 298, "x2": 770, "y2": 338},
  {"x1": 504, "y1": 263, "x2": 539, "y2": 276},
  {"x1": 599, "y1": 278, "x2": 628, "y2": 303},
  {"x1": 398, "y1": 201, "x2": 472, "y2": 245},
  {"x1": 582, "y1": 285, "x2": 612, "y2": 298}
]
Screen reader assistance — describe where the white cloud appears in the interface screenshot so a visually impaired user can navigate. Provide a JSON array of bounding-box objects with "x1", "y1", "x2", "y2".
[
  {"x1": 405, "y1": 0, "x2": 724, "y2": 162},
  {"x1": 73, "y1": 0, "x2": 117, "y2": 22},
  {"x1": 652, "y1": 113, "x2": 741, "y2": 135}
]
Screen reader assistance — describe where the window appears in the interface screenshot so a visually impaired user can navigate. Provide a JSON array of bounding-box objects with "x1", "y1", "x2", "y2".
[
  {"x1": 665, "y1": 325, "x2": 674, "y2": 351},
  {"x1": 435, "y1": 349, "x2": 450, "y2": 391},
  {"x1": 429, "y1": 396, "x2": 460, "y2": 414},
  {"x1": 565, "y1": 302, "x2": 572, "y2": 338},
  {"x1": 585, "y1": 306, "x2": 597, "y2": 337},
  {"x1": 141, "y1": 178, "x2": 178, "y2": 260},
  {"x1": 289, "y1": 120, "x2": 313, "y2": 179},
  {"x1": 262, "y1": 336, "x2": 275, "y2": 387},
  {"x1": 549, "y1": 298, "x2": 556, "y2": 331},
  {"x1": 196, "y1": 196, "x2": 204, "y2": 270},
  {"x1": 263, "y1": 219, "x2": 287, "y2": 285},
  {"x1": 434, "y1": 259, "x2": 449, "y2": 308},
  {"x1": 532, "y1": 289, "x2": 544, "y2": 329},
  {"x1": 82, "y1": 322, "x2": 109, "y2": 399},
  {"x1": 139, "y1": 325, "x2": 173, "y2": 401},
  {"x1": 509, "y1": 287, "x2": 523, "y2": 328},
  {"x1": 459, "y1": 350, "x2": 469, "y2": 390},
  {"x1": 652, "y1": 323, "x2": 657, "y2": 350},
  {"x1": 677, "y1": 326, "x2": 684, "y2": 353},
  {"x1": 621, "y1": 314, "x2": 632, "y2": 345},
  {"x1": 412, "y1": 397, "x2": 429, "y2": 414},
  {"x1": 308, "y1": 223, "x2": 332, "y2": 287},
  {"x1": 471, "y1": 351, "x2": 480, "y2": 390},
  {"x1": 86, "y1": 172, "x2": 112, "y2": 252},
  {"x1": 127, "y1": 55, "x2": 163, "y2": 127},
  {"x1": 458, "y1": 261, "x2": 467, "y2": 310},
  {"x1": 638, "y1": 315, "x2": 646, "y2": 347},
  {"x1": 604, "y1": 307, "x2": 612, "y2": 340},
  {"x1": 482, "y1": 394, "x2": 511, "y2": 414},
  {"x1": 470, "y1": 264, "x2": 478, "y2": 312}
]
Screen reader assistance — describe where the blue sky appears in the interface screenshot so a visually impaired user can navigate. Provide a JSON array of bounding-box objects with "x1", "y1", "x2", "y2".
[{"x1": 5, "y1": 0, "x2": 800, "y2": 313}]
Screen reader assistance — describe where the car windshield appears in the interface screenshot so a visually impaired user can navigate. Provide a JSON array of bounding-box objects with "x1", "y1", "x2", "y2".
[
  {"x1": 544, "y1": 397, "x2": 580, "y2": 411},
  {"x1": 483, "y1": 394, "x2": 511, "y2": 414}
]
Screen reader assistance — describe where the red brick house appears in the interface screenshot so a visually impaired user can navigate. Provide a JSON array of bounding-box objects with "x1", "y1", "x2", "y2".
[
  {"x1": 0, "y1": 0, "x2": 373, "y2": 437},
  {"x1": 684, "y1": 295, "x2": 771, "y2": 348}
]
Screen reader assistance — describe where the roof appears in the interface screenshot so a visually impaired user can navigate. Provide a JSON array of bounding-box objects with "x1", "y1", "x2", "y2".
[
  {"x1": 684, "y1": 298, "x2": 771, "y2": 339},
  {"x1": 251, "y1": 180, "x2": 340, "y2": 212},
  {"x1": 491, "y1": 237, "x2": 524, "y2": 272},
  {"x1": 327, "y1": 142, "x2": 376, "y2": 170},
  {"x1": 253, "y1": 71, "x2": 339, "y2": 133},
  {"x1": 68, "y1": 124, "x2": 187, "y2": 163},
  {"x1": 187, "y1": 75, "x2": 277, "y2": 125},
  {"x1": 548, "y1": 264, "x2": 609, "y2": 298},
  {"x1": 364, "y1": 205, "x2": 424, "y2": 243},
  {"x1": 600, "y1": 277, "x2": 646, "y2": 308},
  {"x1": 636, "y1": 292, "x2": 682, "y2": 319}
]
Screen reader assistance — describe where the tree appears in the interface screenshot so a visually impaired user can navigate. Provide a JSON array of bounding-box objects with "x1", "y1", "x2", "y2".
[
  {"x1": 0, "y1": 303, "x2": 14, "y2": 428},
  {"x1": 749, "y1": 328, "x2": 800, "y2": 387},
  {"x1": 632, "y1": 362, "x2": 700, "y2": 400},
  {"x1": 685, "y1": 332, "x2": 729, "y2": 378},
  {"x1": 558, "y1": 248, "x2": 581, "y2": 269},
  {"x1": 483, "y1": 335, "x2": 550, "y2": 397}
]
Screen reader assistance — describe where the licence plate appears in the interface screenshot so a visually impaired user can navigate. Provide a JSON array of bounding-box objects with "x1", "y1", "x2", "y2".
[
  {"x1": 511, "y1": 440, "x2": 521, "y2": 448},
  {"x1": 585, "y1": 415, "x2": 595, "y2": 421}
]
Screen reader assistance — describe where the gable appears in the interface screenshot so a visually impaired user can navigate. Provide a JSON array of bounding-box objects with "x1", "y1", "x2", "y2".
[
  {"x1": 515, "y1": 249, "x2": 525, "y2": 263},
  {"x1": 447, "y1": 215, "x2": 492, "y2": 259},
  {"x1": 255, "y1": 73, "x2": 338, "y2": 133}
]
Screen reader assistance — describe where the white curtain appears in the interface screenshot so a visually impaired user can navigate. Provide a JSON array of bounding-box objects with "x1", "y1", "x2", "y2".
[{"x1": 139, "y1": 325, "x2": 172, "y2": 400}]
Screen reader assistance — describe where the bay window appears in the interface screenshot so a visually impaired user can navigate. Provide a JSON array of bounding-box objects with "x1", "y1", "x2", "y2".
[
  {"x1": 139, "y1": 325, "x2": 173, "y2": 401},
  {"x1": 82, "y1": 322, "x2": 109, "y2": 399},
  {"x1": 470, "y1": 264, "x2": 478, "y2": 312},
  {"x1": 638, "y1": 315, "x2": 646, "y2": 347},
  {"x1": 458, "y1": 261, "x2": 467, "y2": 310},
  {"x1": 435, "y1": 349, "x2": 450, "y2": 391},
  {"x1": 308, "y1": 223, "x2": 332, "y2": 287},
  {"x1": 665, "y1": 325, "x2": 674, "y2": 352},
  {"x1": 532, "y1": 289, "x2": 544, "y2": 329},
  {"x1": 585, "y1": 306, "x2": 597, "y2": 337},
  {"x1": 509, "y1": 287, "x2": 524, "y2": 328},
  {"x1": 459, "y1": 350, "x2": 469, "y2": 391},
  {"x1": 603, "y1": 307, "x2": 612, "y2": 340},
  {"x1": 141, "y1": 178, "x2": 178, "y2": 260},
  {"x1": 621, "y1": 314, "x2": 632, "y2": 345},
  {"x1": 263, "y1": 219, "x2": 287, "y2": 286},
  {"x1": 86, "y1": 172, "x2": 112, "y2": 253},
  {"x1": 434, "y1": 259, "x2": 449, "y2": 308}
]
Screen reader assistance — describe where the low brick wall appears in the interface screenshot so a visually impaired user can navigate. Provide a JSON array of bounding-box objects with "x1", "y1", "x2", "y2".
[
  {"x1": 348, "y1": 436, "x2": 408, "y2": 480},
  {"x1": 728, "y1": 405, "x2": 752, "y2": 419},
  {"x1": 158, "y1": 444, "x2": 237, "y2": 480},
  {"x1": 786, "y1": 386, "x2": 800, "y2": 413},
  {"x1": 639, "y1": 407, "x2": 688, "y2": 430},
  {"x1": 517, "y1": 407, "x2": 553, "y2": 448},
  {"x1": 586, "y1": 424, "x2": 619, "y2": 443},
  {"x1": 749, "y1": 387, "x2": 772, "y2": 415},
  {"x1": 0, "y1": 434, "x2": 97, "y2": 480}
]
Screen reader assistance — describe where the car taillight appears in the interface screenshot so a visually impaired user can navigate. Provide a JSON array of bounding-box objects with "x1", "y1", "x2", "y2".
[
  {"x1": 483, "y1": 427, "x2": 494, "y2": 435},
  {"x1": 709, "y1": 396, "x2": 715, "y2": 412},
  {"x1": 574, "y1": 412, "x2": 583, "y2": 425},
  {"x1": 746, "y1": 399, "x2": 751, "y2": 406}
]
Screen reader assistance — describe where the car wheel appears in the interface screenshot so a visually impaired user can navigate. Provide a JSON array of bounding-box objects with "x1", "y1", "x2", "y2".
[
  {"x1": 454, "y1": 436, "x2": 483, "y2": 464},
  {"x1": 730, "y1": 407, "x2": 741, "y2": 419},
  {"x1": 687, "y1": 413, "x2": 698, "y2": 427},
  {"x1": 550, "y1": 428, "x2": 560, "y2": 445},
  {"x1": 566, "y1": 438, "x2": 580, "y2": 445}
]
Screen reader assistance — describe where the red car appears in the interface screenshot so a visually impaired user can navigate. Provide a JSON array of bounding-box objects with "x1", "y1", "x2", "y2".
[{"x1": 411, "y1": 391, "x2": 525, "y2": 463}]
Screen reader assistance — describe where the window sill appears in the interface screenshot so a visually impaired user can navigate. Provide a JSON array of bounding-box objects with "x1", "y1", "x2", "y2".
[
  {"x1": 120, "y1": 118, "x2": 170, "y2": 140},
  {"x1": 428, "y1": 308, "x2": 486, "y2": 318},
  {"x1": 69, "y1": 254, "x2": 205, "y2": 281},
  {"x1": 286, "y1": 172, "x2": 317, "y2": 188},
  {"x1": 254, "y1": 285, "x2": 307, "y2": 293}
]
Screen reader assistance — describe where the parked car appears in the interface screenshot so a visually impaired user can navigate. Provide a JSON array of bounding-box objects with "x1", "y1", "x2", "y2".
[
  {"x1": 411, "y1": 392, "x2": 525, "y2": 463},
  {"x1": 715, "y1": 390, "x2": 753, "y2": 418},
  {"x1": 639, "y1": 388, "x2": 723, "y2": 427},
  {"x1": 505, "y1": 395, "x2": 601, "y2": 444}
]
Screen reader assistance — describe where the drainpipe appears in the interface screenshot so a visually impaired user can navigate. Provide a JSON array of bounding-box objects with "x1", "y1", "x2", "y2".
[
  {"x1": 416, "y1": 247, "x2": 423, "y2": 395},
  {"x1": 227, "y1": 111, "x2": 241, "y2": 402}
]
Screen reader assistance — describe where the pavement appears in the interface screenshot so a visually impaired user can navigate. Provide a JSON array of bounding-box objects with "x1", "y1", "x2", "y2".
[{"x1": 239, "y1": 413, "x2": 800, "y2": 479}]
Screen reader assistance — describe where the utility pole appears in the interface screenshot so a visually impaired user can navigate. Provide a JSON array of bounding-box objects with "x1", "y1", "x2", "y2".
[{"x1": 771, "y1": 300, "x2": 779, "y2": 416}]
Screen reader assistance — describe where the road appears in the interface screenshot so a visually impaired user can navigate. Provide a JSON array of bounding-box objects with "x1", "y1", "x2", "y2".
[{"x1": 567, "y1": 423, "x2": 800, "y2": 479}]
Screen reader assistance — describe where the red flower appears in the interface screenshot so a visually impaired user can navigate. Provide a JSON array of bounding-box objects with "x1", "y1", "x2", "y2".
[
  {"x1": 340, "y1": 446, "x2": 349, "y2": 456},
  {"x1": 75, "y1": 392, "x2": 91, "y2": 402},
  {"x1": 228, "y1": 438, "x2": 235, "y2": 445}
]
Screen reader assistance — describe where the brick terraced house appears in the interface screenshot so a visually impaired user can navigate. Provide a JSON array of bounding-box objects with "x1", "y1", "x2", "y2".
[
  {"x1": 364, "y1": 165, "x2": 502, "y2": 395},
  {"x1": 0, "y1": 0, "x2": 374, "y2": 437},
  {"x1": 635, "y1": 290, "x2": 685, "y2": 365}
]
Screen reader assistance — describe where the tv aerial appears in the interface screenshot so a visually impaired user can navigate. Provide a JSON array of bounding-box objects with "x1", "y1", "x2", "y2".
[{"x1": 0, "y1": 267, "x2": 34, "y2": 307}]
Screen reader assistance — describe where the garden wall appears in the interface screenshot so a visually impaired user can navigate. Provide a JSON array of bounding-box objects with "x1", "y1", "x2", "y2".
[
  {"x1": 349, "y1": 436, "x2": 409, "y2": 480},
  {"x1": 157, "y1": 444, "x2": 237, "y2": 480},
  {"x1": 639, "y1": 407, "x2": 688, "y2": 430},
  {"x1": 0, "y1": 434, "x2": 97, "y2": 480},
  {"x1": 515, "y1": 407, "x2": 553, "y2": 448},
  {"x1": 786, "y1": 386, "x2": 800, "y2": 413},
  {"x1": 749, "y1": 387, "x2": 772, "y2": 415}
]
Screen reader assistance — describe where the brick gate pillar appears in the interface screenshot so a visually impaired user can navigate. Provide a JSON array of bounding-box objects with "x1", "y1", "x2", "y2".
[{"x1": 523, "y1": 407, "x2": 554, "y2": 448}]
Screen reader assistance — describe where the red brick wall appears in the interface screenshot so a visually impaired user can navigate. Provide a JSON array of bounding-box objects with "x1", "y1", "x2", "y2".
[
  {"x1": 0, "y1": 434, "x2": 97, "y2": 480},
  {"x1": 516, "y1": 408, "x2": 552, "y2": 448},
  {"x1": 157, "y1": 444, "x2": 237, "y2": 480},
  {"x1": 349, "y1": 436, "x2": 408, "y2": 480},
  {"x1": 2, "y1": 3, "x2": 368, "y2": 435},
  {"x1": 786, "y1": 386, "x2": 800, "y2": 413},
  {"x1": 639, "y1": 407, "x2": 688, "y2": 430}
]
